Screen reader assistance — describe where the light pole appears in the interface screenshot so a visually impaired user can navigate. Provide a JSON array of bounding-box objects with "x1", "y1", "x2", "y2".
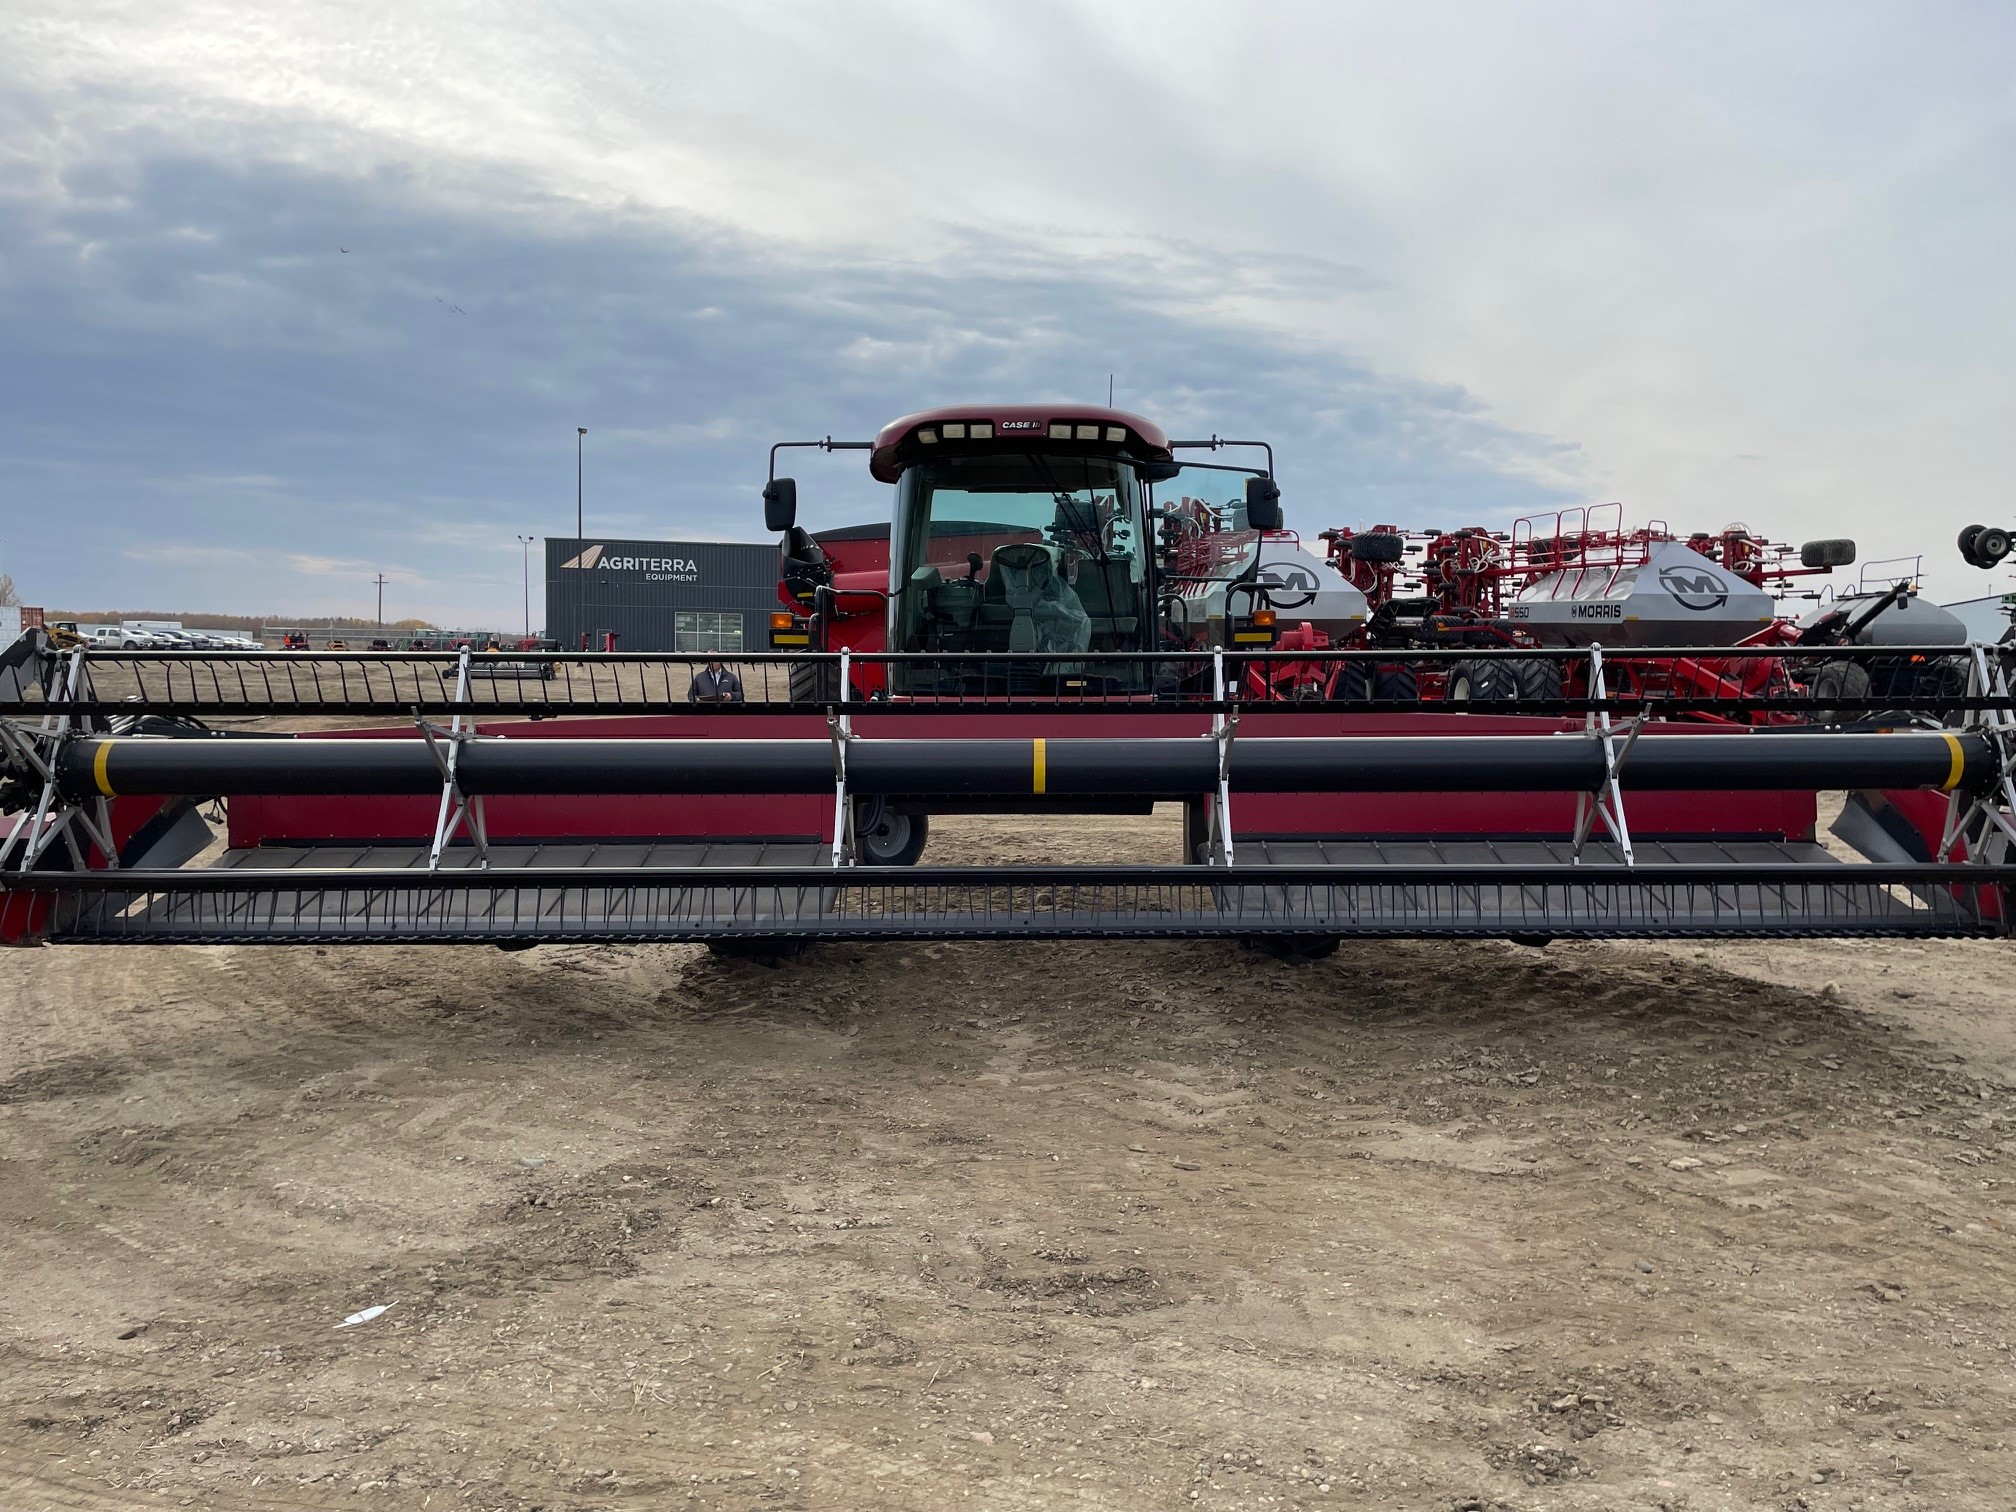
[
  {"x1": 515, "y1": 534, "x2": 535, "y2": 639},
  {"x1": 576, "y1": 427, "x2": 587, "y2": 540},
  {"x1": 373, "y1": 572, "x2": 387, "y2": 627}
]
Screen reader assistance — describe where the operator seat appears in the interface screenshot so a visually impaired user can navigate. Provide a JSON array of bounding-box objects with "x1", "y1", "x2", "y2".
[
  {"x1": 1066, "y1": 557, "x2": 1140, "y2": 649},
  {"x1": 984, "y1": 544, "x2": 1092, "y2": 654}
]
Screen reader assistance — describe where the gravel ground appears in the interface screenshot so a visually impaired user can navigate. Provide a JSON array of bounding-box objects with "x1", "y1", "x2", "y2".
[{"x1": 2, "y1": 810, "x2": 2014, "y2": 1511}]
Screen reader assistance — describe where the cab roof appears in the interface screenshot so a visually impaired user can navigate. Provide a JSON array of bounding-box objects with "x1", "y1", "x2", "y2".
[{"x1": 869, "y1": 404, "x2": 1172, "y2": 484}]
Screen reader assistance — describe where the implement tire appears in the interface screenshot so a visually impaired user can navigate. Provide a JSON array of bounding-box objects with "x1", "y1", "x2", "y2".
[
  {"x1": 1328, "y1": 663, "x2": 1373, "y2": 701},
  {"x1": 1448, "y1": 659, "x2": 1519, "y2": 702},
  {"x1": 1509, "y1": 657, "x2": 1562, "y2": 701},
  {"x1": 1328, "y1": 665, "x2": 1419, "y2": 703},
  {"x1": 1808, "y1": 658, "x2": 1872, "y2": 725},
  {"x1": 1372, "y1": 667, "x2": 1419, "y2": 703},
  {"x1": 855, "y1": 801, "x2": 929, "y2": 866}
]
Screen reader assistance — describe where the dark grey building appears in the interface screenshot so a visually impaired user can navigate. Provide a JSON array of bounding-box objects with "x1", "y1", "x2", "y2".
[{"x1": 544, "y1": 536, "x2": 779, "y2": 652}]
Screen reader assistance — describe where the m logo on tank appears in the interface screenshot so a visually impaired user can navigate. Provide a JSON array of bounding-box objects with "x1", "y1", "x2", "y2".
[{"x1": 1657, "y1": 565, "x2": 1729, "y2": 611}]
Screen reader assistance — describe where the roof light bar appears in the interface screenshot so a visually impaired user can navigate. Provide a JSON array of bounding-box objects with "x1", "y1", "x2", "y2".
[
  {"x1": 917, "y1": 428, "x2": 938, "y2": 444},
  {"x1": 1049, "y1": 423, "x2": 1071, "y2": 439},
  {"x1": 942, "y1": 422, "x2": 967, "y2": 439},
  {"x1": 970, "y1": 422, "x2": 993, "y2": 439}
]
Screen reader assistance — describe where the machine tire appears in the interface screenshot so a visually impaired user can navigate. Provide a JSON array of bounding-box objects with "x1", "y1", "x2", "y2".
[
  {"x1": 1975, "y1": 526, "x2": 2013, "y2": 568},
  {"x1": 1509, "y1": 657, "x2": 1562, "y2": 702},
  {"x1": 1328, "y1": 665, "x2": 1418, "y2": 703},
  {"x1": 1327, "y1": 663, "x2": 1373, "y2": 701},
  {"x1": 1350, "y1": 532, "x2": 1404, "y2": 564},
  {"x1": 1372, "y1": 667, "x2": 1419, "y2": 703},
  {"x1": 788, "y1": 657, "x2": 835, "y2": 705},
  {"x1": 1447, "y1": 659, "x2": 1519, "y2": 702},
  {"x1": 1808, "y1": 658, "x2": 1872, "y2": 724},
  {"x1": 1912, "y1": 655, "x2": 1970, "y2": 722},
  {"x1": 1959, "y1": 524, "x2": 1987, "y2": 568},
  {"x1": 855, "y1": 802, "x2": 929, "y2": 866}
]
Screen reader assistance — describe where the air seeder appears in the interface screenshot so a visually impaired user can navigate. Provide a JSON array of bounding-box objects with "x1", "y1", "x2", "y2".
[{"x1": 5, "y1": 404, "x2": 2015, "y2": 952}]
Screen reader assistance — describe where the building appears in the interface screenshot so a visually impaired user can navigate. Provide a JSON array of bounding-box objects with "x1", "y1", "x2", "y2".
[
  {"x1": 544, "y1": 536, "x2": 780, "y2": 652},
  {"x1": 1943, "y1": 592, "x2": 2015, "y2": 644}
]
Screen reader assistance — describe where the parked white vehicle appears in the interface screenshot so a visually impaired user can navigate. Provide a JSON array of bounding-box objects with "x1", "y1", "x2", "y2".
[{"x1": 80, "y1": 625, "x2": 155, "y2": 649}]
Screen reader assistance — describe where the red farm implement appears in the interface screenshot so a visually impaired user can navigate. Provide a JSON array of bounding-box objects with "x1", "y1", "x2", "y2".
[{"x1": 5, "y1": 405, "x2": 2016, "y2": 951}]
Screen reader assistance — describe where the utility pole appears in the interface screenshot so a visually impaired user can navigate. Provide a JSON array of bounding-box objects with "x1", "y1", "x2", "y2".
[
  {"x1": 373, "y1": 572, "x2": 387, "y2": 627},
  {"x1": 576, "y1": 427, "x2": 588, "y2": 540},
  {"x1": 515, "y1": 535, "x2": 535, "y2": 638}
]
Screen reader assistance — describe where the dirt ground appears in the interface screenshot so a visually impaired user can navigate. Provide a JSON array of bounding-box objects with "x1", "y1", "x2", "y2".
[{"x1": 3, "y1": 810, "x2": 2015, "y2": 1512}]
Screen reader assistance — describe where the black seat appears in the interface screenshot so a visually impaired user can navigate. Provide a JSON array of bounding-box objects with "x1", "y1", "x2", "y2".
[
  {"x1": 979, "y1": 545, "x2": 1090, "y2": 654},
  {"x1": 1066, "y1": 557, "x2": 1141, "y2": 648}
]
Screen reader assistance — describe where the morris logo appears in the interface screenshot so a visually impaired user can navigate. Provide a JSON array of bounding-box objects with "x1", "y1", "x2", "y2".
[
  {"x1": 559, "y1": 545, "x2": 605, "y2": 569},
  {"x1": 1658, "y1": 565, "x2": 1729, "y2": 611},
  {"x1": 1257, "y1": 565, "x2": 1320, "y2": 609}
]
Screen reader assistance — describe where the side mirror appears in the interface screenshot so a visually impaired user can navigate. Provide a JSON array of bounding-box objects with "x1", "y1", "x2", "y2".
[
  {"x1": 1138, "y1": 459, "x2": 1182, "y2": 483},
  {"x1": 1800, "y1": 538, "x2": 1856, "y2": 569},
  {"x1": 1244, "y1": 475, "x2": 1282, "y2": 533},
  {"x1": 763, "y1": 477, "x2": 798, "y2": 533}
]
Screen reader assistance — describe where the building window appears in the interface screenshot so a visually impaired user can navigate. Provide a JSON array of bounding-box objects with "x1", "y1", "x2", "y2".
[{"x1": 673, "y1": 611, "x2": 745, "y2": 653}]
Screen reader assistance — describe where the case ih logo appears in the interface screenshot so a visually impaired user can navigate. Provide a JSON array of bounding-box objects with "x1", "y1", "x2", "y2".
[
  {"x1": 998, "y1": 419, "x2": 1044, "y2": 432},
  {"x1": 560, "y1": 544, "x2": 700, "y2": 582},
  {"x1": 1658, "y1": 564, "x2": 1729, "y2": 611}
]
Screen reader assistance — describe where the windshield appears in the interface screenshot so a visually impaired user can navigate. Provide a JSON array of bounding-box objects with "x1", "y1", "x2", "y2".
[
  {"x1": 1158, "y1": 463, "x2": 1266, "y2": 584},
  {"x1": 896, "y1": 453, "x2": 1143, "y2": 576},
  {"x1": 891, "y1": 452, "x2": 1152, "y2": 689}
]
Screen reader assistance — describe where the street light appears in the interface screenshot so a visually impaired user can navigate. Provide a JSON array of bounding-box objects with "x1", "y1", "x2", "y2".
[
  {"x1": 576, "y1": 427, "x2": 587, "y2": 539},
  {"x1": 515, "y1": 535, "x2": 535, "y2": 639}
]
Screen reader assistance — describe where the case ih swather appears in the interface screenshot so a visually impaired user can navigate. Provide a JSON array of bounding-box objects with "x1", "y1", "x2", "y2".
[{"x1": 5, "y1": 403, "x2": 2016, "y2": 954}]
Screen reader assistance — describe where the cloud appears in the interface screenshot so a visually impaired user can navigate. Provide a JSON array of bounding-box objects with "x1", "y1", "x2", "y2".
[
  {"x1": 0, "y1": 145, "x2": 1571, "y2": 622},
  {"x1": 3, "y1": 0, "x2": 2012, "y2": 620}
]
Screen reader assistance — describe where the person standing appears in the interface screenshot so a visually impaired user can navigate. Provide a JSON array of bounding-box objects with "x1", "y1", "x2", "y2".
[{"x1": 689, "y1": 659, "x2": 744, "y2": 703}]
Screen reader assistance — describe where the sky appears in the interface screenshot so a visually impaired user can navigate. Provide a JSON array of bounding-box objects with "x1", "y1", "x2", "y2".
[{"x1": 2, "y1": 0, "x2": 2011, "y2": 626}]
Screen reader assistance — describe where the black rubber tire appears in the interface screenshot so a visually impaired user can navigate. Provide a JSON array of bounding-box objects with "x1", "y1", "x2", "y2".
[
  {"x1": 1808, "y1": 658, "x2": 1872, "y2": 724},
  {"x1": 1509, "y1": 657, "x2": 1562, "y2": 701},
  {"x1": 1329, "y1": 665, "x2": 1418, "y2": 703},
  {"x1": 789, "y1": 657, "x2": 838, "y2": 705},
  {"x1": 855, "y1": 802, "x2": 929, "y2": 866},
  {"x1": 1327, "y1": 663, "x2": 1373, "y2": 701},
  {"x1": 1372, "y1": 667, "x2": 1419, "y2": 703},
  {"x1": 1958, "y1": 524, "x2": 1987, "y2": 568},
  {"x1": 1447, "y1": 659, "x2": 1519, "y2": 702},
  {"x1": 1350, "y1": 532, "x2": 1405, "y2": 564},
  {"x1": 1912, "y1": 655, "x2": 1970, "y2": 723},
  {"x1": 1976, "y1": 526, "x2": 2013, "y2": 567}
]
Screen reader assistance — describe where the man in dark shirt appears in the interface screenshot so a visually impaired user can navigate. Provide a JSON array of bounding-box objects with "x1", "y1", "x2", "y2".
[{"x1": 690, "y1": 659, "x2": 744, "y2": 703}]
